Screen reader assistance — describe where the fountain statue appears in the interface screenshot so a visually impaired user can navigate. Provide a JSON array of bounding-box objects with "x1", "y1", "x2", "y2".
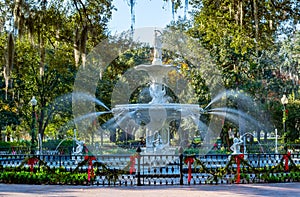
[
  {"x1": 230, "y1": 137, "x2": 243, "y2": 155},
  {"x1": 152, "y1": 30, "x2": 163, "y2": 65},
  {"x1": 73, "y1": 139, "x2": 85, "y2": 155}
]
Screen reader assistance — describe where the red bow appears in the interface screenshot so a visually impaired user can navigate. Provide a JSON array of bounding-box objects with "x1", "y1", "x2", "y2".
[
  {"x1": 129, "y1": 155, "x2": 138, "y2": 174},
  {"x1": 235, "y1": 154, "x2": 244, "y2": 183},
  {"x1": 184, "y1": 157, "x2": 194, "y2": 183},
  {"x1": 27, "y1": 157, "x2": 39, "y2": 172},
  {"x1": 84, "y1": 156, "x2": 96, "y2": 181},
  {"x1": 283, "y1": 152, "x2": 291, "y2": 172}
]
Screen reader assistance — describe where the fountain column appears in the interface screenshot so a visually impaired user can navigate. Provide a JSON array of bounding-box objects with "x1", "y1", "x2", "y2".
[{"x1": 134, "y1": 30, "x2": 175, "y2": 153}]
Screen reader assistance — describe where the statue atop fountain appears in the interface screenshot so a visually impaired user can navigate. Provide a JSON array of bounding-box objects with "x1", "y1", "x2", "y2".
[
  {"x1": 135, "y1": 30, "x2": 174, "y2": 104},
  {"x1": 152, "y1": 30, "x2": 163, "y2": 65}
]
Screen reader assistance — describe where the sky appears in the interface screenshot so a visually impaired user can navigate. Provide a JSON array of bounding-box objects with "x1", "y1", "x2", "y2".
[
  {"x1": 108, "y1": 1, "x2": 300, "y2": 35},
  {"x1": 108, "y1": 0, "x2": 186, "y2": 33}
]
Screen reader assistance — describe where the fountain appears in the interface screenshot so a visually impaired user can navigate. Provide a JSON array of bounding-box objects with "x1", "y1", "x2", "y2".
[
  {"x1": 112, "y1": 30, "x2": 203, "y2": 154},
  {"x1": 70, "y1": 28, "x2": 275, "y2": 157}
]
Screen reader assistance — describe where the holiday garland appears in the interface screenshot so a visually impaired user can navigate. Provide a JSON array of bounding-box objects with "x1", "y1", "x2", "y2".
[
  {"x1": 1, "y1": 152, "x2": 299, "y2": 185},
  {"x1": 183, "y1": 152, "x2": 300, "y2": 184}
]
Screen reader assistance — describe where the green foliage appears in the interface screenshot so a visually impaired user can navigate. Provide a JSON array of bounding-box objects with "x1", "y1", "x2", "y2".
[
  {"x1": 285, "y1": 100, "x2": 300, "y2": 142},
  {"x1": 42, "y1": 139, "x2": 74, "y2": 151},
  {"x1": 0, "y1": 0, "x2": 299, "y2": 145},
  {"x1": 0, "y1": 141, "x2": 30, "y2": 153},
  {"x1": 0, "y1": 168, "x2": 88, "y2": 185},
  {"x1": 0, "y1": 0, "x2": 114, "y2": 141},
  {"x1": 261, "y1": 172, "x2": 300, "y2": 183}
]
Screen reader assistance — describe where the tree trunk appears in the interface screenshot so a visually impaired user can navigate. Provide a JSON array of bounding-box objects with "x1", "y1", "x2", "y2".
[
  {"x1": 253, "y1": 0, "x2": 259, "y2": 55},
  {"x1": 40, "y1": 36, "x2": 45, "y2": 76},
  {"x1": 74, "y1": 27, "x2": 80, "y2": 67},
  {"x1": 239, "y1": 1, "x2": 243, "y2": 28},
  {"x1": 80, "y1": 25, "x2": 88, "y2": 68},
  {"x1": 4, "y1": 33, "x2": 15, "y2": 100},
  {"x1": 38, "y1": 109, "x2": 44, "y2": 140}
]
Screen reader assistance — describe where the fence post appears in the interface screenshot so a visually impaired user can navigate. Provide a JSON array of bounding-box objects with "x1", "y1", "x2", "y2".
[
  {"x1": 179, "y1": 153, "x2": 184, "y2": 185},
  {"x1": 136, "y1": 146, "x2": 142, "y2": 186},
  {"x1": 257, "y1": 154, "x2": 260, "y2": 183}
]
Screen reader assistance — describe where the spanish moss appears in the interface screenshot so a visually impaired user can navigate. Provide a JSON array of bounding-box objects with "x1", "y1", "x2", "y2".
[
  {"x1": 184, "y1": 0, "x2": 188, "y2": 20},
  {"x1": 171, "y1": 0, "x2": 175, "y2": 20},
  {"x1": 127, "y1": 0, "x2": 136, "y2": 34}
]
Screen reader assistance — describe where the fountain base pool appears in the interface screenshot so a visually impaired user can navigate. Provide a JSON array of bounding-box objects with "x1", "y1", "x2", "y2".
[{"x1": 112, "y1": 103, "x2": 202, "y2": 154}]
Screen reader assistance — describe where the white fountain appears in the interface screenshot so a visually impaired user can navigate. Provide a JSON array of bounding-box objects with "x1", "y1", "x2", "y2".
[{"x1": 112, "y1": 30, "x2": 203, "y2": 154}]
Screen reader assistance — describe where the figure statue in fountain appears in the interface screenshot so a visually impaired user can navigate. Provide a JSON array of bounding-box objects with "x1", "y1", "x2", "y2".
[
  {"x1": 73, "y1": 139, "x2": 85, "y2": 155},
  {"x1": 230, "y1": 137, "x2": 243, "y2": 155},
  {"x1": 149, "y1": 83, "x2": 172, "y2": 104},
  {"x1": 152, "y1": 30, "x2": 162, "y2": 65},
  {"x1": 152, "y1": 131, "x2": 164, "y2": 152}
]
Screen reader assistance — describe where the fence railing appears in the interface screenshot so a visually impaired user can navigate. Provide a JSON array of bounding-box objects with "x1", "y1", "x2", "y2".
[
  {"x1": 1, "y1": 143, "x2": 300, "y2": 155},
  {"x1": 0, "y1": 152, "x2": 300, "y2": 185}
]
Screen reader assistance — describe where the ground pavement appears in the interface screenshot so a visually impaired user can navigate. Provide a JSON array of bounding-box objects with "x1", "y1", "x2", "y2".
[{"x1": 0, "y1": 183, "x2": 300, "y2": 197}]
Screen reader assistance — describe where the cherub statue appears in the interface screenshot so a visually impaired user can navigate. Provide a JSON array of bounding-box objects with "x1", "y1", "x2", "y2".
[
  {"x1": 73, "y1": 140, "x2": 85, "y2": 155},
  {"x1": 230, "y1": 137, "x2": 243, "y2": 154}
]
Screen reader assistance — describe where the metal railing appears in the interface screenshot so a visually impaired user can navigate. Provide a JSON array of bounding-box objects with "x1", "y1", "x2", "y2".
[{"x1": 0, "y1": 152, "x2": 300, "y2": 186}]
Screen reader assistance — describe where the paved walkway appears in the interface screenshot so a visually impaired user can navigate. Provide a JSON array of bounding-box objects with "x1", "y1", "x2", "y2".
[{"x1": 0, "y1": 183, "x2": 300, "y2": 197}]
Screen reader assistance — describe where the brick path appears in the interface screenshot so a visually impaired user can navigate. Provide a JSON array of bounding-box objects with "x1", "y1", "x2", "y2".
[{"x1": 0, "y1": 183, "x2": 300, "y2": 197}]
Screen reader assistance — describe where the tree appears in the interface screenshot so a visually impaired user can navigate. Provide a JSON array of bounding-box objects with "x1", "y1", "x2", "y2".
[
  {"x1": 188, "y1": 0, "x2": 300, "y2": 86},
  {"x1": 163, "y1": 1, "x2": 300, "y2": 140},
  {"x1": 0, "y1": 0, "x2": 114, "y2": 141}
]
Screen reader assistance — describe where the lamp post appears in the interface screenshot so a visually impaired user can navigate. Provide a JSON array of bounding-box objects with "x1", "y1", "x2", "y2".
[
  {"x1": 275, "y1": 128, "x2": 278, "y2": 154},
  {"x1": 281, "y1": 94, "x2": 288, "y2": 152},
  {"x1": 30, "y1": 96, "x2": 37, "y2": 154},
  {"x1": 136, "y1": 146, "x2": 142, "y2": 186}
]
